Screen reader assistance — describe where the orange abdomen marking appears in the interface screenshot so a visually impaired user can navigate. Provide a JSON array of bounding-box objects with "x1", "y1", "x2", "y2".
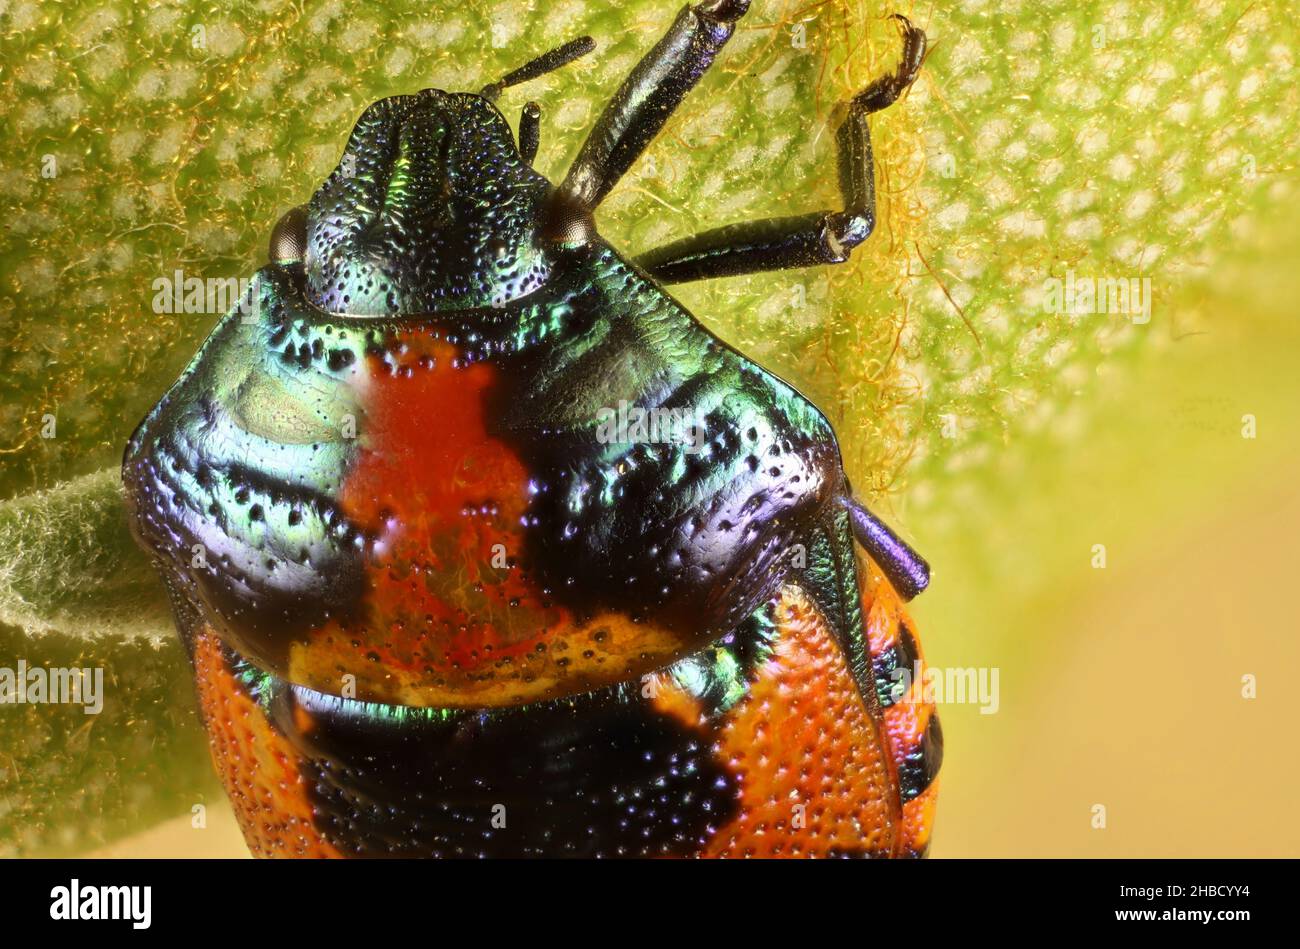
[
  {"x1": 862, "y1": 556, "x2": 941, "y2": 856},
  {"x1": 651, "y1": 563, "x2": 940, "y2": 858},
  {"x1": 191, "y1": 628, "x2": 340, "y2": 859},
  {"x1": 703, "y1": 584, "x2": 899, "y2": 857}
]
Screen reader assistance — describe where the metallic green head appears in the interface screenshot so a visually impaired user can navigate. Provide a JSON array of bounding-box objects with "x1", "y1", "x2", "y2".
[
  {"x1": 272, "y1": 90, "x2": 552, "y2": 316},
  {"x1": 267, "y1": 37, "x2": 605, "y2": 316}
]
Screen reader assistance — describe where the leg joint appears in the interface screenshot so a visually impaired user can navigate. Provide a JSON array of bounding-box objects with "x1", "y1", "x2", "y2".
[{"x1": 696, "y1": 0, "x2": 751, "y2": 26}]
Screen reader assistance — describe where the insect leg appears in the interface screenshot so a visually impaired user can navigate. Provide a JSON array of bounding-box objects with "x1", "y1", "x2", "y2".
[
  {"x1": 841, "y1": 494, "x2": 930, "y2": 601},
  {"x1": 519, "y1": 101, "x2": 542, "y2": 165},
  {"x1": 636, "y1": 15, "x2": 925, "y2": 284},
  {"x1": 553, "y1": 0, "x2": 751, "y2": 217}
]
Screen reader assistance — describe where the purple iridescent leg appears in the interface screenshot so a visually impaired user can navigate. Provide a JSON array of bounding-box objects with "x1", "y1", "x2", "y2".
[{"x1": 842, "y1": 496, "x2": 930, "y2": 602}]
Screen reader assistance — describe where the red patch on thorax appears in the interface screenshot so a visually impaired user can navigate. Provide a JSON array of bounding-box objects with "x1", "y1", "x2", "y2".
[{"x1": 338, "y1": 331, "x2": 564, "y2": 676}]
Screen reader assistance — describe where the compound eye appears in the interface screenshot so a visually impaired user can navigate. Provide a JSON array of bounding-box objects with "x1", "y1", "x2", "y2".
[
  {"x1": 268, "y1": 206, "x2": 308, "y2": 265},
  {"x1": 540, "y1": 192, "x2": 596, "y2": 251}
]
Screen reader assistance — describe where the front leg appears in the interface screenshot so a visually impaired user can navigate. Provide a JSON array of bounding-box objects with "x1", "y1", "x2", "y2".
[
  {"x1": 637, "y1": 15, "x2": 925, "y2": 284},
  {"x1": 547, "y1": 0, "x2": 751, "y2": 239}
]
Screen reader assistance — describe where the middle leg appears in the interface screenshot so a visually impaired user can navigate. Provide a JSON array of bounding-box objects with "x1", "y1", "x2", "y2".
[{"x1": 636, "y1": 15, "x2": 925, "y2": 284}]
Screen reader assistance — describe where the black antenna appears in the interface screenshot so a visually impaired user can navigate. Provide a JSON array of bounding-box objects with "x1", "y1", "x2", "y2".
[{"x1": 481, "y1": 36, "x2": 596, "y2": 100}]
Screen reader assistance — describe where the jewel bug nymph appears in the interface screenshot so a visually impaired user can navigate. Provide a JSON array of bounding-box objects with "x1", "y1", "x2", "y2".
[{"x1": 123, "y1": 0, "x2": 940, "y2": 858}]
